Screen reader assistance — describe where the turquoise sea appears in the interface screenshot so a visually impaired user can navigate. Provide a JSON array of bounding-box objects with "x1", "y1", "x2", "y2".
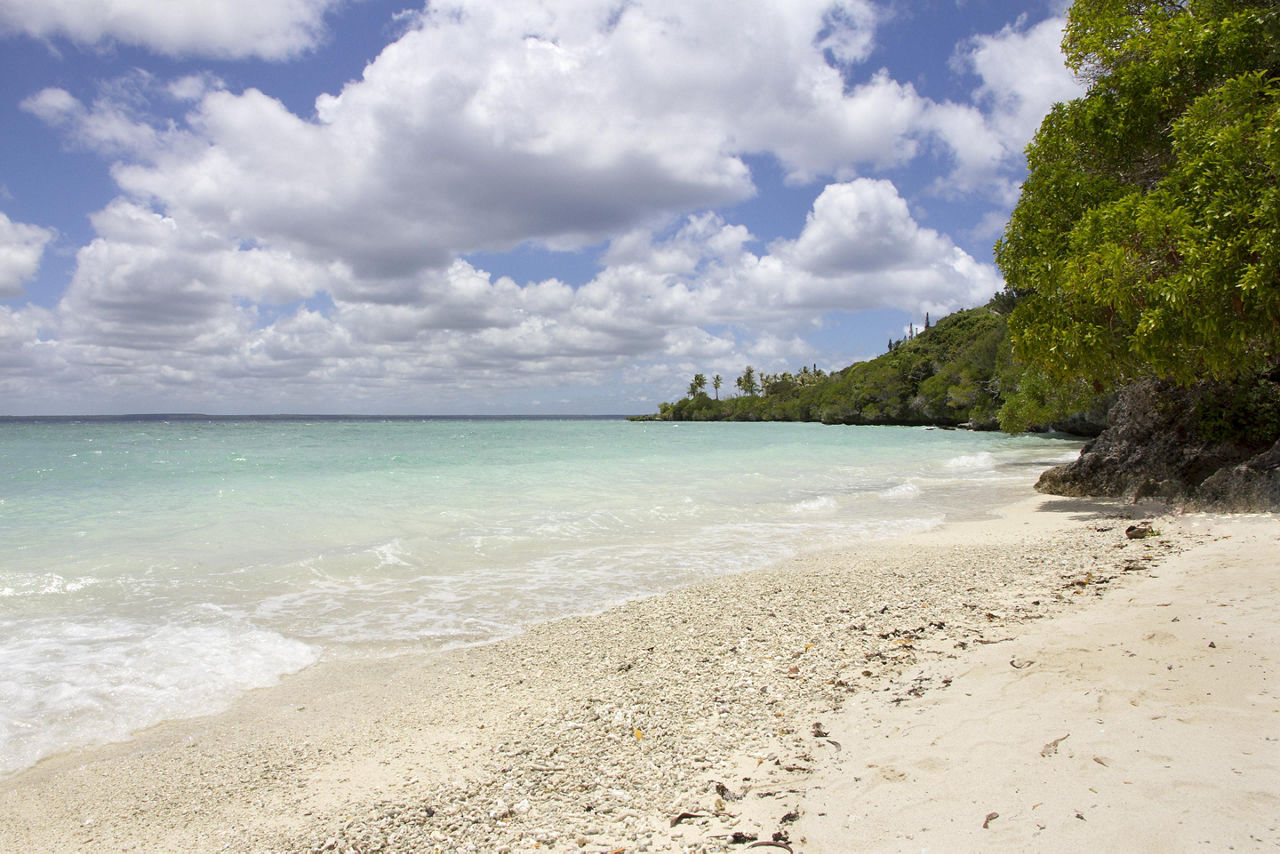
[{"x1": 0, "y1": 417, "x2": 1081, "y2": 777}]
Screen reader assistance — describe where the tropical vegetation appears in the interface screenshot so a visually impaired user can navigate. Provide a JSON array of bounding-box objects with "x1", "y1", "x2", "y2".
[
  {"x1": 642, "y1": 0, "x2": 1280, "y2": 446},
  {"x1": 996, "y1": 0, "x2": 1280, "y2": 432},
  {"x1": 635, "y1": 306, "x2": 1014, "y2": 427}
]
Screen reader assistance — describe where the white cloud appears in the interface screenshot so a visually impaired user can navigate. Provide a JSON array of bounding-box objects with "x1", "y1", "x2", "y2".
[
  {"x1": 22, "y1": 3, "x2": 1071, "y2": 295},
  {"x1": 30, "y1": 0, "x2": 914, "y2": 289},
  {"x1": 11, "y1": 176, "x2": 998, "y2": 409},
  {"x1": 21, "y1": 84, "x2": 165, "y2": 158},
  {"x1": 754, "y1": 180, "x2": 1001, "y2": 318},
  {"x1": 59, "y1": 200, "x2": 335, "y2": 349},
  {"x1": 0, "y1": 0, "x2": 340, "y2": 60},
  {"x1": 965, "y1": 15, "x2": 1084, "y2": 148},
  {"x1": 5, "y1": 1, "x2": 1057, "y2": 411},
  {"x1": 931, "y1": 15, "x2": 1084, "y2": 195},
  {"x1": 0, "y1": 306, "x2": 51, "y2": 366},
  {"x1": 0, "y1": 212, "x2": 55, "y2": 297},
  {"x1": 784, "y1": 179, "x2": 955, "y2": 277}
]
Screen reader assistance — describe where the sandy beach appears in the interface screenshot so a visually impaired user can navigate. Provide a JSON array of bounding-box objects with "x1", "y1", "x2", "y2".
[{"x1": 1, "y1": 494, "x2": 1275, "y2": 853}]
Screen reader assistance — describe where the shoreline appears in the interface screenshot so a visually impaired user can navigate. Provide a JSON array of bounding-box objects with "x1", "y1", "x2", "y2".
[{"x1": 1, "y1": 494, "x2": 1275, "y2": 852}]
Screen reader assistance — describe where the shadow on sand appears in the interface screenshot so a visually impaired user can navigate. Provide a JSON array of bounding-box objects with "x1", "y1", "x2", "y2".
[{"x1": 1033, "y1": 494, "x2": 1169, "y2": 523}]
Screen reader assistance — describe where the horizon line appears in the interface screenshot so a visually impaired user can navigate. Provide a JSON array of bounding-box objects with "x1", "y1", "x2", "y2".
[{"x1": 0, "y1": 412, "x2": 637, "y2": 422}]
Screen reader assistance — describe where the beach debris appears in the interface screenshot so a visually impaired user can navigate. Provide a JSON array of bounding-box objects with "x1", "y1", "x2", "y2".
[
  {"x1": 746, "y1": 842, "x2": 793, "y2": 852},
  {"x1": 780, "y1": 809, "x2": 800, "y2": 823},
  {"x1": 1125, "y1": 522, "x2": 1157, "y2": 539},
  {"x1": 812, "y1": 722, "x2": 829, "y2": 738},
  {"x1": 714, "y1": 781, "x2": 743, "y2": 802},
  {"x1": 1041, "y1": 734, "x2": 1070, "y2": 757},
  {"x1": 1009, "y1": 657, "x2": 1033, "y2": 669},
  {"x1": 670, "y1": 811, "x2": 705, "y2": 827},
  {"x1": 983, "y1": 811, "x2": 1000, "y2": 829},
  {"x1": 1093, "y1": 756, "x2": 1110, "y2": 767}
]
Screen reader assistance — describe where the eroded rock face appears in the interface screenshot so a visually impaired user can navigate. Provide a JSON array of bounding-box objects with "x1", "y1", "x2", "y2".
[
  {"x1": 1034, "y1": 379, "x2": 1280, "y2": 512},
  {"x1": 1194, "y1": 440, "x2": 1280, "y2": 512}
]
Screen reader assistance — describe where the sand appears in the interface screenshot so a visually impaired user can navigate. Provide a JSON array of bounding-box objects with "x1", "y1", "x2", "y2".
[{"x1": 0, "y1": 494, "x2": 1275, "y2": 853}]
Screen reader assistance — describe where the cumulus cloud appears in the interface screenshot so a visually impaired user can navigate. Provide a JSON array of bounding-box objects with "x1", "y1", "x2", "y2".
[
  {"x1": 5, "y1": 0, "x2": 1071, "y2": 411},
  {"x1": 58, "y1": 200, "x2": 343, "y2": 351},
  {"x1": 0, "y1": 212, "x2": 55, "y2": 297},
  {"x1": 17, "y1": 175, "x2": 997, "y2": 409},
  {"x1": 0, "y1": 0, "x2": 340, "y2": 60},
  {"x1": 785, "y1": 179, "x2": 956, "y2": 278},
  {"x1": 931, "y1": 15, "x2": 1084, "y2": 197},
  {"x1": 29, "y1": 0, "x2": 915, "y2": 287},
  {"x1": 21, "y1": 85, "x2": 165, "y2": 159},
  {"x1": 964, "y1": 15, "x2": 1084, "y2": 149}
]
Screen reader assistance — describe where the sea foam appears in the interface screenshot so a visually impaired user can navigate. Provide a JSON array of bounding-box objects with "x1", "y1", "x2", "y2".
[{"x1": 0, "y1": 615, "x2": 317, "y2": 778}]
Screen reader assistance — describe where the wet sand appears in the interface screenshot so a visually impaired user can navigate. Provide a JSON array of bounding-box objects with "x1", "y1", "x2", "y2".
[{"x1": 1, "y1": 494, "x2": 1275, "y2": 852}]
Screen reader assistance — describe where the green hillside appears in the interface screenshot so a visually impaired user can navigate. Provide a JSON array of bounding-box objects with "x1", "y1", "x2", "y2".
[{"x1": 637, "y1": 305, "x2": 1010, "y2": 428}]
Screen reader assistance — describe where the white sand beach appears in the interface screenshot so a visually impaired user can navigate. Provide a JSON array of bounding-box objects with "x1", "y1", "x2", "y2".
[{"x1": 1, "y1": 494, "x2": 1275, "y2": 853}]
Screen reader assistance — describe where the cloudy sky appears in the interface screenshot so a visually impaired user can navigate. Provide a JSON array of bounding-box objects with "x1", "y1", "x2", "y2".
[{"x1": 0, "y1": 0, "x2": 1081, "y2": 415}]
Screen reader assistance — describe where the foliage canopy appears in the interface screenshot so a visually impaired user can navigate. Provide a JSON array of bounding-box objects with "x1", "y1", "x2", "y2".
[{"x1": 997, "y1": 0, "x2": 1280, "y2": 429}]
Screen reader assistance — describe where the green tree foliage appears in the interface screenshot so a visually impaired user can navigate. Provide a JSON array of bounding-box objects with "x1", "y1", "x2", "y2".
[
  {"x1": 688, "y1": 373, "x2": 708, "y2": 397},
  {"x1": 812, "y1": 309, "x2": 1007, "y2": 427},
  {"x1": 997, "y1": 0, "x2": 1280, "y2": 430},
  {"x1": 638, "y1": 307, "x2": 1011, "y2": 427}
]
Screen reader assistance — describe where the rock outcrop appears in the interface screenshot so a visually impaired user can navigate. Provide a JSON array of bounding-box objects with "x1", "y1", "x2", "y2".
[{"x1": 1035, "y1": 378, "x2": 1280, "y2": 512}]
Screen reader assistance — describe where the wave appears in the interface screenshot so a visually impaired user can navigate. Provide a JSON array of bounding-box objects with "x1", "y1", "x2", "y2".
[
  {"x1": 0, "y1": 613, "x2": 317, "y2": 778},
  {"x1": 944, "y1": 451, "x2": 997, "y2": 471},
  {"x1": 787, "y1": 496, "x2": 838, "y2": 513},
  {"x1": 0, "y1": 572, "x2": 102, "y2": 598},
  {"x1": 879, "y1": 481, "x2": 920, "y2": 499}
]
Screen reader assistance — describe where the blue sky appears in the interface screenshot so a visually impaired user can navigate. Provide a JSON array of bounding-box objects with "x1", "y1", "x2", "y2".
[{"x1": 0, "y1": 0, "x2": 1081, "y2": 415}]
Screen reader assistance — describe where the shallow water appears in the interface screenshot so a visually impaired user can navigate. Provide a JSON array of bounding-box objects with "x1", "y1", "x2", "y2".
[{"x1": 0, "y1": 417, "x2": 1080, "y2": 776}]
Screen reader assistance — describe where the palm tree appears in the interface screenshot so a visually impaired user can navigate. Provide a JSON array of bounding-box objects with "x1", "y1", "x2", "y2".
[
  {"x1": 712, "y1": 374, "x2": 723, "y2": 400},
  {"x1": 688, "y1": 373, "x2": 707, "y2": 397}
]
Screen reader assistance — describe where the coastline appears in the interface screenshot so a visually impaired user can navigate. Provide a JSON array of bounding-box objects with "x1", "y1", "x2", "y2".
[{"x1": 1, "y1": 494, "x2": 1275, "y2": 852}]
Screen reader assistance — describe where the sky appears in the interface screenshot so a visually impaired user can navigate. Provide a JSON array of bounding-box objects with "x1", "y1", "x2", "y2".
[{"x1": 0, "y1": 0, "x2": 1083, "y2": 415}]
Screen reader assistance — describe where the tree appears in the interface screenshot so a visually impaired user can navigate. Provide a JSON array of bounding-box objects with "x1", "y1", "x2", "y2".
[
  {"x1": 688, "y1": 373, "x2": 708, "y2": 397},
  {"x1": 712, "y1": 374, "x2": 723, "y2": 400},
  {"x1": 996, "y1": 0, "x2": 1280, "y2": 429},
  {"x1": 735, "y1": 365, "x2": 758, "y2": 396}
]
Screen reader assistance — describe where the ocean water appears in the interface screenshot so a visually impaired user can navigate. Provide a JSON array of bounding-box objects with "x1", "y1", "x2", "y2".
[{"x1": 0, "y1": 417, "x2": 1081, "y2": 777}]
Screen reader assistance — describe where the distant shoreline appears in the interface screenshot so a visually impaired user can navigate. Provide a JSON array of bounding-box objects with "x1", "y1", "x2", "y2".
[{"x1": 0, "y1": 413, "x2": 634, "y2": 424}]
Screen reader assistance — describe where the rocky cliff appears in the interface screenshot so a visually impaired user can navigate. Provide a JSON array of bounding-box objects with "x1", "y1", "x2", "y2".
[{"x1": 1035, "y1": 378, "x2": 1280, "y2": 512}]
